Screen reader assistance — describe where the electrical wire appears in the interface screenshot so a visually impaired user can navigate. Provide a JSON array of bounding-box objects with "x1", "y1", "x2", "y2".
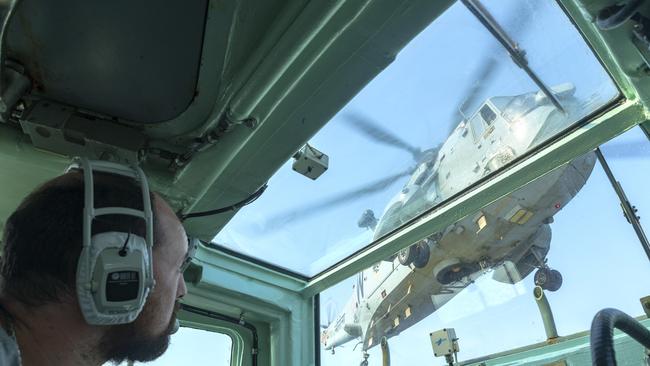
[{"x1": 180, "y1": 184, "x2": 268, "y2": 221}]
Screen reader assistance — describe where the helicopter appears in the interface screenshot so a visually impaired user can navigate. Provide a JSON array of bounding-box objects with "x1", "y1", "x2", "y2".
[{"x1": 319, "y1": 81, "x2": 598, "y2": 359}]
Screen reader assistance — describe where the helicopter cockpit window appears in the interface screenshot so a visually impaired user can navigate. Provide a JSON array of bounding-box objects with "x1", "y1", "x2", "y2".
[
  {"x1": 469, "y1": 113, "x2": 486, "y2": 141},
  {"x1": 215, "y1": 0, "x2": 619, "y2": 276},
  {"x1": 479, "y1": 105, "x2": 496, "y2": 125}
]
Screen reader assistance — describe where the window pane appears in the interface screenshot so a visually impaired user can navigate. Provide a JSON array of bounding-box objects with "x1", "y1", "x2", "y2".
[
  {"x1": 320, "y1": 127, "x2": 650, "y2": 364},
  {"x1": 216, "y1": 0, "x2": 619, "y2": 276},
  {"x1": 107, "y1": 327, "x2": 232, "y2": 366}
]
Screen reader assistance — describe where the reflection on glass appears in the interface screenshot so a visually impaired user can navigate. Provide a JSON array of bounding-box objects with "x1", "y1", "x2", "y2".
[
  {"x1": 216, "y1": 0, "x2": 619, "y2": 276},
  {"x1": 319, "y1": 128, "x2": 650, "y2": 364}
]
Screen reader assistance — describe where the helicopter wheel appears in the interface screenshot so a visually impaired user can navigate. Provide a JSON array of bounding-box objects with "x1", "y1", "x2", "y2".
[
  {"x1": 398, "y1": 245, "x2": 417, "y2": 266},
  {"x1": 359, "y1": 351, "x2": 369, "y2": 366},
  {"x1": 412, "y1": 242, "x2": 430, "y2": 269},
  {"x1": 534, "y1": 267, "x2": 563, "y2": 292}
]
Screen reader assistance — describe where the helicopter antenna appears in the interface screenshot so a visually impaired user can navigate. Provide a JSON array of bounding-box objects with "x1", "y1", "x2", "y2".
[
  {"x1": 461, "y1": 0, "x2": 565, "y2": 114},
  {"x1": 457, "y1": 101, "x2": 469, "y2": 122}
]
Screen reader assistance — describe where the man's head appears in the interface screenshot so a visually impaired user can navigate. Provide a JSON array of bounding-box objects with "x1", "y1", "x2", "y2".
[{"x1": 0, "y1": 169, "x2": 188, "y2": 362}]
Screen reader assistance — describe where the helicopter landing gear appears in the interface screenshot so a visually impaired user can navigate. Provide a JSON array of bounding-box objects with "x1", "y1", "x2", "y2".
[
  {"x1": 397, "y1": 241, "x2": 430, "y2": 268},
  {"x1": 359, "y1": 351, "x2": 369, "y2": 366},
  {"x1": 534, "y1": 267, "x2": 563, "y2": 292},
  {"x1": 397, "y1": 245, "x2": 417, "y2": 266},
  {"x1": 413, "y1": 242, "x2": 430, "y2": 268}
]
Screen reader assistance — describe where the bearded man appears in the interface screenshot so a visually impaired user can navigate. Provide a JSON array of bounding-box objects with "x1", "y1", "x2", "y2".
[{"x1": 0, "y1": 167, "x2": 188, "y2": 365}]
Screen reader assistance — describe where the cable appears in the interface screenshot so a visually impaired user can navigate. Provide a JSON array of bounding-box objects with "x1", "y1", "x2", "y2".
[
  {"x1": 180, "y1": 184, "x2": 268, "y2": 221},
  {"x1": 118, "y1": 232, "x2": 131, "y2": 257},
  {"x1": 596, "y1": 0, "x2": 644, "y2": 30},
  {"x1": 590, "y1": 308, "x2": 650, "y2": 365}
]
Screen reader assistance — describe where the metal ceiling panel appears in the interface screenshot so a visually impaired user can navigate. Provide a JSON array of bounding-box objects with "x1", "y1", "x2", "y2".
[{"x1": 6, "y1": 0, "x2": 208, "y2": 123}]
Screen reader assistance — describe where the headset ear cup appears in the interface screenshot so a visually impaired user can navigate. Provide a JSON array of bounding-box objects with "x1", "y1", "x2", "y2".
[
  {"x1": 78, "y1": 232, "x2": 153, "y2": 325},
  {"x1": 71, "y1": 156, "x2": 155, "y2": 325}
]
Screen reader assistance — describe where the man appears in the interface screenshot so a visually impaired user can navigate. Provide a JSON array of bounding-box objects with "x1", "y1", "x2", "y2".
[{"x1": 0, "y1": 167, "x2": 188, "y2": 365}]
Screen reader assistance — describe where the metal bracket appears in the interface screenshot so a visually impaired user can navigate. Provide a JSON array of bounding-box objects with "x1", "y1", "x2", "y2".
[{"x1": 19, "y1": 100, "x2": 147, "y2": 164}]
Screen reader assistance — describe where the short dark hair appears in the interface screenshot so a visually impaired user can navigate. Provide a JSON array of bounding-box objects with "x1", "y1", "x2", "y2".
[{"x1": 0, "y1": 171, "x2": 157, "y2": 307}]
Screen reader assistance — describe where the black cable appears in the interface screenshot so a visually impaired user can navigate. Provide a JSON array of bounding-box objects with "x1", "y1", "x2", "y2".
[
  {"x1": 180, "y1": 303, "x2": 259, "y2": 366},
  {"x1": 180, "y1": 184, "x2": 268, "y2": 221},
  {"x1": 590, "y1": 308, "x2": 650, "y2": 366},
  {"x1": 596, "y1": 0, "x2": 644, "y2": 30},
  {"x1": 118, "y1": 232, "x2": 131, "y2": 257}
]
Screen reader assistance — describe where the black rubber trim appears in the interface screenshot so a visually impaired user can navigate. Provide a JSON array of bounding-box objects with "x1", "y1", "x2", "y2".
[{"x1": 590, "y1": 308, "x2": 650, "y2": 366}]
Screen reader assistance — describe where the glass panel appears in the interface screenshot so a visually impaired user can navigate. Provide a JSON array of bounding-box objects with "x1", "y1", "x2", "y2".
[
  {"x1": 108, "y1": 327, "x2": 232, "y2": 365},
  {"x1": 215, "y1": 0, "x2": 620, "y2": 276},
  {"x1": 319, "y1": 127, "x2": 650, "y2": 364}
]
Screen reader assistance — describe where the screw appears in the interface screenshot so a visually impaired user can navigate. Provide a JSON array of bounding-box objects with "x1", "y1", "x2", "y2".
[{"x1": 241, "y1": 117, "x2": 258, "y2": 129}]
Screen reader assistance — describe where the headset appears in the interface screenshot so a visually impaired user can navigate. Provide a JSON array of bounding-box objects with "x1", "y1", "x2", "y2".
[{"x1": 67, "y1": 157, "x2": 155, "y2": 325}]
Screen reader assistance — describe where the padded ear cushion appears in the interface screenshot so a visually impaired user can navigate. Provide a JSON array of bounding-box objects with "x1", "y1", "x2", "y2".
[{"x1": 77, "y1": 231, "x2": 154, "y2": 325}]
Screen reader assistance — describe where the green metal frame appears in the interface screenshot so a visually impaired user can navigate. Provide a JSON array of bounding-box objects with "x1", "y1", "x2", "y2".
[
  {"x1": 461, "y1": 317, "x2": 650, "y2": 365},
  {"x1": 180, "y1": 244, "x2": 315, "y2": 366}
]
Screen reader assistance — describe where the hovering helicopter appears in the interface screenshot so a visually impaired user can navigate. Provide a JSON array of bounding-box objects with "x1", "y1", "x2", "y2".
[{"x1": 319, "y1": 81, "x2": 598, "y2": 360}]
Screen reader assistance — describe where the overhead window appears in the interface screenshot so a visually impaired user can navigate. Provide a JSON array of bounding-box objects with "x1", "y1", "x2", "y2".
[{"x1": 215, "y1": 0, "x2": 619, "y2": 277}]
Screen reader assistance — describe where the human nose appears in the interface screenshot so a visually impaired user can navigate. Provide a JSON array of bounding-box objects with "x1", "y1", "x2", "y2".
[{"x1": 177, "y1": 275, "x2": 187, "y2": 299}]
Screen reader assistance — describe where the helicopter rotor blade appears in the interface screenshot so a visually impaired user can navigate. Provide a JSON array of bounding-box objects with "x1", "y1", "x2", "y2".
[
  {"x1": 448, "y1": 57, "x2": 499, "y2": 135},
  {"x1": 344, "y1": 113, "x2": 421, "y2": 161},
  {"x1": 263, "y1": 169, "x2": 412, "y2": 228},
  {"x1": 459, "y1": 58, "x2": 498, "y2": 117},
  {"x1": 449, "y1": 1, "x2": 533, "y2": 135}
]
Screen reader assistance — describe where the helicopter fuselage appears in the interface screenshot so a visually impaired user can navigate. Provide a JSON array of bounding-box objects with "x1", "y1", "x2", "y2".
[{"x1": 322, "y1": 84, "x2": 596, "y2": 352}]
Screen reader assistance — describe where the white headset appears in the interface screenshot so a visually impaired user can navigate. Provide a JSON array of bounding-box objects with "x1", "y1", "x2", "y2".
[{"x1": 67, "y1": 157, "x2": 155, "y2": 325}]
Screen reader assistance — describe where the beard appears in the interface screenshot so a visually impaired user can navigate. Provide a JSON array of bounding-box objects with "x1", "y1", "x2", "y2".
[{"x1": 100, "y1": 300, "x2": 180, "y2": 364}]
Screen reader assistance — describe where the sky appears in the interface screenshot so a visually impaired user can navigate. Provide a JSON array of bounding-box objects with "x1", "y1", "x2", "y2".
[{"x1": 119, "y1": 0, "x2": 650, "y2": 365}]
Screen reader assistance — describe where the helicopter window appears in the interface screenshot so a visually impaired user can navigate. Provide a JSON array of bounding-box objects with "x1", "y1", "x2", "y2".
[
  {"x1": 109, "y1": 327, "x2": 233, "y2": 365},
  {"x1": 215, "y1": 0, "x2": 619, "y2": 276},
  {"x1": 319, "y1": 125, "x2": 650, "y2": 364},
  {"x1": 479, "y1": 105, "x2": 497, "y2": 125},
  {"x1": 469, "y1": 114, "x2": 486, "y2": 141}
]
